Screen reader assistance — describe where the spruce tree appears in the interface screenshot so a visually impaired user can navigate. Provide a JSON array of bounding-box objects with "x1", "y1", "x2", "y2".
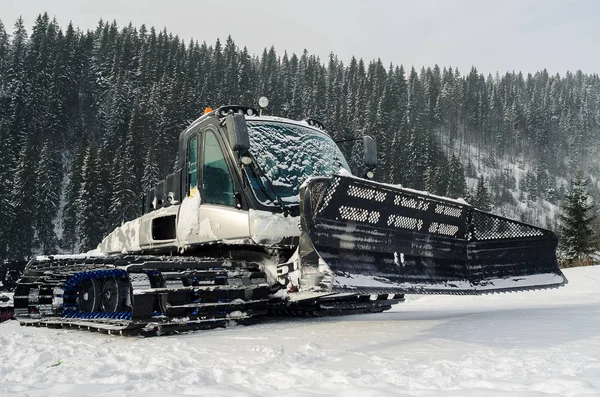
[
  {"x1": 472, "y1": 176, "x2": 491, "y2": 211},
  {"x1": 5, "y1": 17, "x2": 28, "y2": 164},
  {"x1": 61, "y1": 142, "x2": 86, "y2": 253},
  {"x1": 558, "y1": 171, "x2": 597, "y2": 265},
  {"x1": 0, "y1": 124, "x2": 14, "y2": 260},
  {"x1": 76, "y1": 147, "x2": 104, "y2": 251},
  {"x1": 10, "y1": 141, "x2": 36, "y2": 259},
  {"x1": 34, "y1": 140, "x2": 63, "y2": 254},
  {"x1": 142, "y1": 142, "x2": 160, "y2": 192},
  {"x1": 447, "y1": 154, "x2": 467, "y2": 199},
  {"x1": 0, "y1": 20, "x2": 8, "y2": 73},
  {"x1": 430, "y1": 147, "x2": 449, "y2": 196}
]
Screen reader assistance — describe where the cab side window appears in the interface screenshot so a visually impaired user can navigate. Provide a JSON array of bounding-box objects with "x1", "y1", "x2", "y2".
[
  {"x1": 203, "y1": 131, "x2": 234, "y2": 206},
  {"x1": 188, "y1": 135, "x2": 198, "y2": 196}
]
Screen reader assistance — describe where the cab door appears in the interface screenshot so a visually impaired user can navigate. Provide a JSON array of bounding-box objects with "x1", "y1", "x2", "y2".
[
  {"x1": 176, "y1": 131, "x2": 202, "y2": 247},
  {"x1": 196, "y1": 127, "x2": 250, "y2": 242}
]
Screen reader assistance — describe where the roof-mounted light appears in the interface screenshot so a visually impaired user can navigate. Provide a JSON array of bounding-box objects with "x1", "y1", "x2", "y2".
[
  {"x1": 303, "y1": 118, "x2": 327, "y2": 131},
  {"x1": 258, "y1": 96, "x2": 269, "y2": 116},
  {"x1": 213, "y1": 105, "x2": 260, "y2": 118},
  {"x1": 258, "y1": 96, "x2": 269, "y2": 109}
]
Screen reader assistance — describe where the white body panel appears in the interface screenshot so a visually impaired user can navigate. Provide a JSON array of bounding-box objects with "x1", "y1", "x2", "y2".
[
  {"x1": 98, "y1": 218, "x2": 142, "y2": 254},
  {"x1": 98, "y1": 197, "x2": 300, "y2": 255},
  {"x1": 197, "y1": 204, "x2": 251, "y2": 241}
]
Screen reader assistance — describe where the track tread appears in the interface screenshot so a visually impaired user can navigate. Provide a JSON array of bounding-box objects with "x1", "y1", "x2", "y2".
[{"x1": 14, "y1": 255, "x2": 272, "y2": 335}]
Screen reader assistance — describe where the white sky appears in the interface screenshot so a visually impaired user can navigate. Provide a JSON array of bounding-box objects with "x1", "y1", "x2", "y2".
[{"x1": 2, "y1": 0, "x2": 599, "y2": 76}]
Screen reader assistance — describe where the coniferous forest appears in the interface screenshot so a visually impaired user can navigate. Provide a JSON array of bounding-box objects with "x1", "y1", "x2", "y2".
[{"x1": 1, "y1": 13, "x2": 600, "y2": 260}]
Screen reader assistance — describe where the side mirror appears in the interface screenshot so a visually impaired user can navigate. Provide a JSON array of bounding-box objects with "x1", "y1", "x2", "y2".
[
  {"x1": 226, "y1": 113, "x2": 250, "y2": 151},
  {"x1": 363, "y1": 135, "x2": 377, "y2": 169}
]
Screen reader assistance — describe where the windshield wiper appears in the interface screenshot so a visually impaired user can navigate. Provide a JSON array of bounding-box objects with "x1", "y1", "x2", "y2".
[{"x1": 244, "y1": 159, "x2": 290, "y2": 217}]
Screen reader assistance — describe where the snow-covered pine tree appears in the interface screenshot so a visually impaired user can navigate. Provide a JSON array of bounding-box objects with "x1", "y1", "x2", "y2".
[
  {"x1": 26, "y1": 14, "x2": 58, "y2": 143},
  {"x1": 323, "y1": 53, "x2": 339, "y2": 136},
  {"x1": 0, "y1": 124, "x2": 14, "y2": 260},
  {"x1": 259, "y1": 46, "x2": 279, "y2": 113},
  {"x1": 222, "y1": 36, "x2": 239, "y2": 104},
  {"x1": 94, "y1": 145, "x2": 114, "y2": 238},
  {"x1": 0, "y1": 22, "x2": 12, "y2": 260},
  {"x1": 10, "y1": 141, "x2": 37, "y2": 260},
  {"x1": 558, "y1": 171, "x2": 597, "y2": 266},
  {"x1": 50, "y1": 21, "x2": 78, "y2": 145},
  {"x1": 523, "y1": 170, "x2": 538, "y2": 201},
  {"x1": 388, "y1": 65, "x2": 408, "y2": 184},
  {"x1": 237, "y1": 46, "x2": 257, "y2": 106},
  {"x1": 431, "y1": 153, "x2": 450, "y2": 196},
  {"x1": 364, "y1": 60, "x2": 387, "y2": 146},
  {"x1": 34, "y1": 140, "x2": 63, "y2": 254},
  {"x1": 142, "y1": 142, "x2": 160, "y2": 193},
  {"x1": 406, "y1": 67, "x2": 428, "y2": 189},
  {"x1": 447, "y1": 154, "x2": 467, "y2": 199},
  {"x1": 207, "y1": 37, "x2": 223, "y2": 105},
  {"x1": 347, "y1": 59, "x2": 368, "y2": 173},
  {"x1": 472, "y1": 176, "x2": 491, "y2": 211},
  {"x1": 76, "y1": 146, "x2": 110, "y2": 251},
  {"x1": 61, "y1": 141, "x2": 86, "y2": 253},
  {"x1": 375, "y1": 63, "x2": 404, "y2": 181},
  {"x1": 75, "y1": 147, "x2": 94, "y2": 251},
  {"x1": 4, "y1": 17, "x2": 29, "y2": 165},
  {"x1": 149, "y1": 78, "x2": 176, "y2": 176},
  {"x1": 109, "y1": 129, "x2": 138, "y2": 225},
  {"x1": 0, "y1": 20, "x2": 8, "y2": 88}
]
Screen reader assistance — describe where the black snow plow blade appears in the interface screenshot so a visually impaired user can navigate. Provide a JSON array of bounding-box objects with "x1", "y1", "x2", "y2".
[{"x1": 299, "y1": 175, "x2": 566, "y2": 295}]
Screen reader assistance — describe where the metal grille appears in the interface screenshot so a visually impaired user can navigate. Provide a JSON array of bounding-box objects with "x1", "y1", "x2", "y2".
[
  {"x1": 348, "y1": 185, "x2": 387, "y2": 202},
  {"x1": 470, "y1": 210, "x2": 545, "y2": 241},
  {"x1": 387, "y1": 214, "x2": 423, "y2": 231},
  {"x1": 394, "y1": 194, "x2": 431, "y2": 211},
  {"x1": 309, "y1": 180, "x2": 331, "y2": 214},
  {"x1": 339, "y1": 206, "x2": 381, "y2": 224},
  {"x1": 317, "y1": 177, "x2": 340, "y2": 215},
  {"x1": 428, "y1": 222, "x2": 460, "y2": 236},
  {"x1": 434, "y1": 204, "x2": 463, "y2": 218}
]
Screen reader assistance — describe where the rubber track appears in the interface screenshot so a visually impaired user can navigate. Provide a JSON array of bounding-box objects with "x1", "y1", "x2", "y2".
[
  {"x1": 18, "y1": 314, "x2": 255, "y2": 336},
  {"x1": 14, "y1": 255, "x2": 271, "y2": 336},
  {"x1": 268, "y1": 294, "x2": 405, "y2": 317}
]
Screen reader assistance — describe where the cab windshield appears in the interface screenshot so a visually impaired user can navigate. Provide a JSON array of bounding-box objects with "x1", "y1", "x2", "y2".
[{"x1": 245, "y1": 120, "x2": 350, "y2": 206}]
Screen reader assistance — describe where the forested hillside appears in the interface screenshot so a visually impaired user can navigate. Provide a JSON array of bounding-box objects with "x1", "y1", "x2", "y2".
[{"x1": 1, "y1": 13, "x2": 599, "y2": 260}]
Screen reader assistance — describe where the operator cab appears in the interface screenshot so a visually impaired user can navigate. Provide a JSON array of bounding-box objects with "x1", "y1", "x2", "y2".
[
  {"x1": 147, "y1": 105, "x2": 360, "y2": 216},
  {"x1": 103, "y1": 105, "x2": 376, "y2": 255}
]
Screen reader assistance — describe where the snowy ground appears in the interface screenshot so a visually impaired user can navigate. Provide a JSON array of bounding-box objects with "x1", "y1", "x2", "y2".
[{"x1": 1, "y1": 266, "x2": 599, "y2": 397}]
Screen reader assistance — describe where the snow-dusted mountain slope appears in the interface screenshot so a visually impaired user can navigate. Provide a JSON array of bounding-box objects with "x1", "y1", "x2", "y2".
[{"x1": 1, "y1": 266, "x2": 599, "y2": 397}]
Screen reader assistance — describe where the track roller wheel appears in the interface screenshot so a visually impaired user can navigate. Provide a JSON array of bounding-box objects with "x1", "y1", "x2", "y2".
[
  {"x1": 100, "y1": 277, "x2": 128, "y2": 312},
  {"x1": 79, "y1": 278, "x2": 100, "y2": 312}
]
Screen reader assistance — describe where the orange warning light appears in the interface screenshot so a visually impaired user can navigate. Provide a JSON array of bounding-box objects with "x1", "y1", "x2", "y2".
[{"x1": 204, "y1": 107, "x2": 213, "y2": 114}]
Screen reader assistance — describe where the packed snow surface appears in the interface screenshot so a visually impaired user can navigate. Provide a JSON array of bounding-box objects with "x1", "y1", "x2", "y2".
[{"x1": 1, "y1": 266, "x2": 599, "y2": 397}]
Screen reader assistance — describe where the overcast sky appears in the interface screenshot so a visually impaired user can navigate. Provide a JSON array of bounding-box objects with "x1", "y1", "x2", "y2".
[{"x1": 2, "y1": 0, "x2": 599, "y2": 76}]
